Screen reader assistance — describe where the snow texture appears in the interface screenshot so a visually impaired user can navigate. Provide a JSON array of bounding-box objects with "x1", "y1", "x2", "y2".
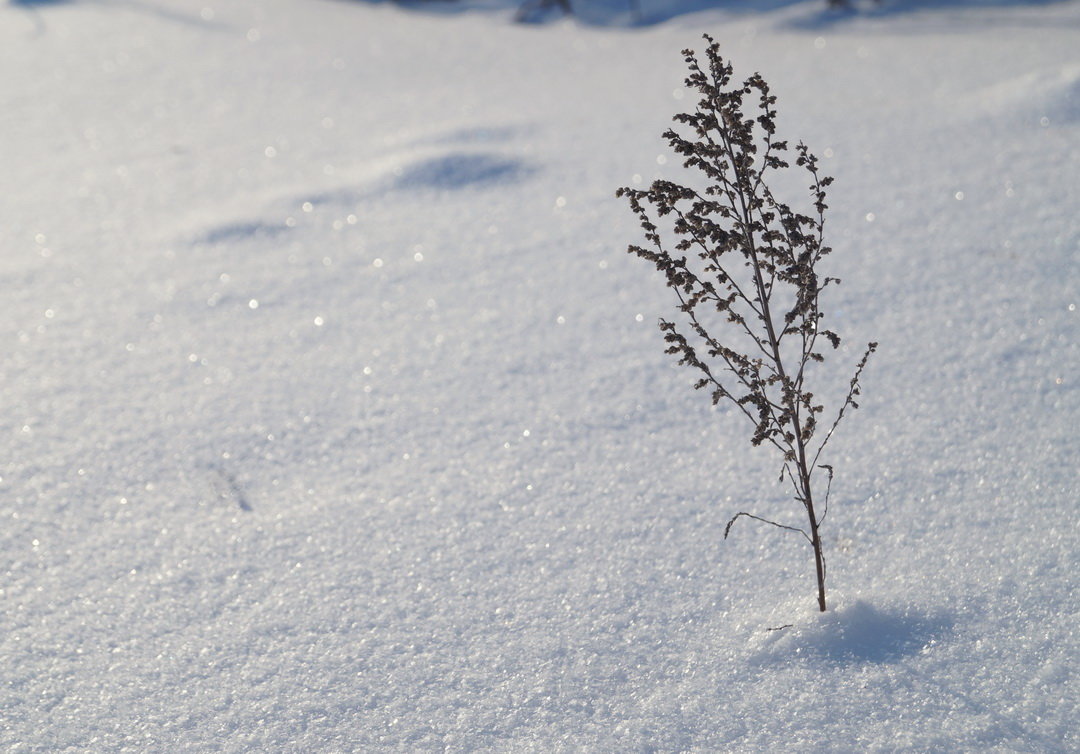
[{"x1": 1, "y1": 0, "x2": 1077, "y2": 750}]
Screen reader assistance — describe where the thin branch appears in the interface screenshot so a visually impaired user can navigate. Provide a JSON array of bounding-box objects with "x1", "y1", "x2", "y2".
[
  {"x1": 817, "y1": 464, "x2": 834, "y2": 526},
  {"x1": 810, "y1": 341, "x2": 878, "y2": 470},
  {"x1": 724, "y1": 512, "x2": 811, "y2": 544}
]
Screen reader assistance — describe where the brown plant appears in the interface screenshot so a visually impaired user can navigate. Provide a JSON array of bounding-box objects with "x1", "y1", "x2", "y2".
[{"x1": 617, "y1": 35, "x2": 875, "y2": 612}]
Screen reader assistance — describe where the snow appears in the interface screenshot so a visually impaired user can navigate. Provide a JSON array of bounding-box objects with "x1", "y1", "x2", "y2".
[{"x1": 1, "y1": 0, "x2": 1077, "y2": 750}]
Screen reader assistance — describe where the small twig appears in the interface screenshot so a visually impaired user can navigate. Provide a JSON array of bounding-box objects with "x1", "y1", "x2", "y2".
[
  {"x1": 817, "y1": 463, "x2": 834, "y2": 526},
  {"x1": 724, "y1": 512, "x2": 811, "y2": 544},
  {"x1": 211, "y1": 465, "x2": 253, "y2": 512},
  {"x1": 811, "y1": 341, "x2": 877, "y2": 470}
]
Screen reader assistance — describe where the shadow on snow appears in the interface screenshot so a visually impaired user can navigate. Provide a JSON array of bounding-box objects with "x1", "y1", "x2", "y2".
[
  {"x1": 751, "y1": 600, "x2": 954, "y2": 665},
  {"x1": 329, "y1": 0, "x2": 1080, "y2": 27}
]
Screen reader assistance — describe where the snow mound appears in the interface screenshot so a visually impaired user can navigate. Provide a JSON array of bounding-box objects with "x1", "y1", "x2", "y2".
[
  {"x1": 750, "y1": 598, "x2": 953, "y2": 665},
  {"x1": 972, "y1": 63, "x2": 1080, "y2": 126}
]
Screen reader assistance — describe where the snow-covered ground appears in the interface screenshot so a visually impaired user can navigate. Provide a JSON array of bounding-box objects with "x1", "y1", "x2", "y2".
[{"x1": 1, "y1": 0, "x2": 1076, "y2": 749}]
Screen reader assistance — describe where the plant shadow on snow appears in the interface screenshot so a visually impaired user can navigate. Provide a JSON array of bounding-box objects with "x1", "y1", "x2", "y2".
[{"x1": 749, "y1": 599, "x2": 954, "y2": 665}]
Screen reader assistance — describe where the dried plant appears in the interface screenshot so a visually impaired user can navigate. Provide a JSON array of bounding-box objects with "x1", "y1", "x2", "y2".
[{"x1": 617, "y1": 36, "x2": 875, "y2": 612}]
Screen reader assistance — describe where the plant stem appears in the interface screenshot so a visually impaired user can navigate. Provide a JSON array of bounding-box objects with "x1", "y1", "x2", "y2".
[
  {"x1": 804, "y1": 474, "x2": 827, "y2": 612},
  {"x1": 731, "y1": 136, "x2": 828, "y2": 613}
]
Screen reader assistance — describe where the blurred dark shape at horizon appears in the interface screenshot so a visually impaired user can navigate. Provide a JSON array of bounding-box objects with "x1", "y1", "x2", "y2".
[
  {"x1": 10, "y1": 0, "x2": 1076, "y2": 31},
  {"x1": 331, "y1": 0, "x2": 1080, "y2": 28}
]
